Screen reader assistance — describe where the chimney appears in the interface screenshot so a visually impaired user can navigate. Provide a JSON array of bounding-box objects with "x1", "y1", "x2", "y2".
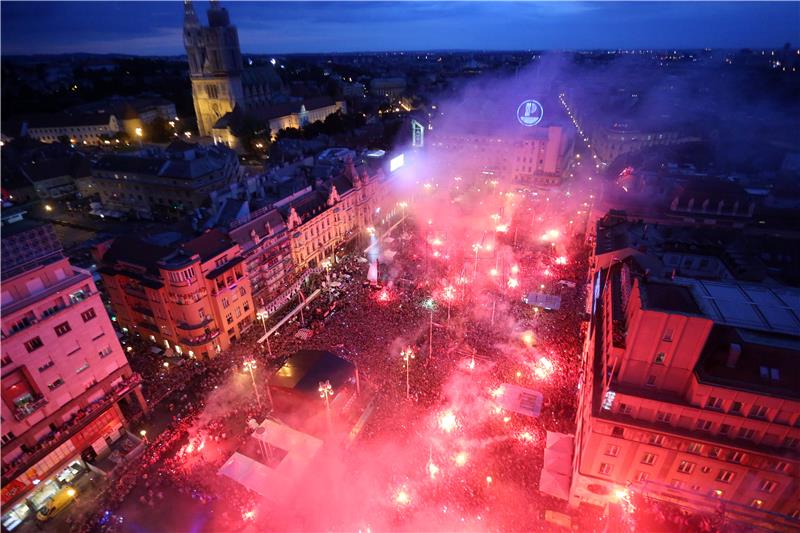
[{"x1": 726, "y1": 343, "x2": 741, "y2": 368}]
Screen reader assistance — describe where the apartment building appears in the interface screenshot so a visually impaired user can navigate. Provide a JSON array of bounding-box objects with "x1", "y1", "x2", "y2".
[
  {"x1": 571, "y1": 255, "x2": 800, "y2": 529},
  {"x1": 94, "y1": 229, "x2": 255, "y2": 359},
  {"x1": 1, "y1": 219, "x2": 145, "y2": 531}
]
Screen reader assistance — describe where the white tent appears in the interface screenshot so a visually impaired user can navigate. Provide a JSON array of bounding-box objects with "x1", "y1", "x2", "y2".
[
  {"x1": 496, "y1": 383, "x2": 543, "y2": 417},
  {"x1": 218, "y1": 418, "x2": 323, "y2": 504},
  {"x1": 538, "y1": 431, "x2": 574, "y2": 500}
]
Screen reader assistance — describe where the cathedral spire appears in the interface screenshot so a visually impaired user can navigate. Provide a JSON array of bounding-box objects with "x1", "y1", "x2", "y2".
[{"x1": 183, "y1": 0, "x2": 200, "y2": 28}]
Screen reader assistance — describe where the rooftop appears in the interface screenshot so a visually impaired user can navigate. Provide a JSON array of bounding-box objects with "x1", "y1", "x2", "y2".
[
  {"x1": 640, "y1": 281, "x2": 702, "y2": 315},
  {"x1": 680, "y1": 277, "x2": 800, "y2": 335}
]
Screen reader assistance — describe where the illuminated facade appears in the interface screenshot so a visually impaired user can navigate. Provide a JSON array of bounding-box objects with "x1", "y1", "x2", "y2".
[
  {"x1": 572, "y1": 256, "x2": 800, "y2": 529},
  {"x1": 1, "y1": 220, "x2": 145, "y2": 530},
  {"x1": 95, "y1": 229, "x2": 255, "y2": 359},
  {"x1": 24, "y1": 113, "x2": 120, "y2": 145},
  {"x1": 282, "y1": 157, "x2": 388, "y2": 270},
  {"x1": 183, "y1": 0, "x2": 282, "y2": 137},
  {"x1": 432, "y1": 126, "x2": 572, "y2": 186}
]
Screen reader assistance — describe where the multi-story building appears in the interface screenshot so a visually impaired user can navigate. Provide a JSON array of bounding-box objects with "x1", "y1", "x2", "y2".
[
  {"x1": 95, "y1": 229, "x2": 255, "y2": 358},
  {"x1": 571, "y1": 223, "x2": 800, "y2": 529},
  {"x1": 83, "y1": 141, "x2": 240, "y2": 219},
  {"x1": 23, "y1": 113, "x2": 121, "y2": 145},
  {"x1": 227, "y1": 207, "x2": 294, "y2": 309},
  {"x1": 183, "y1": 0, "x2": 283, "y2": 137},
  {"x1": 432, "y1": 126, "x2": 572, "y2": 187},
  {"x1": 1, "y1": 219, "x2": 146, "y2": 531},
  {"x1": 281, "y1": 154, "x2": 388, "y2": 270}
]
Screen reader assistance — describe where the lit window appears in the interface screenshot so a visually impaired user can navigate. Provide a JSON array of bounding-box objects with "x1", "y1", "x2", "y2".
[
  {"x1": 759, "y1": 480, "x2": 777, "y2": 493},
  {"x1": 677, "y1": 461, "x2": 696, "y2": 474},
  {"x1": 642, "y1": 453, "x2": 657, "y2": 465},
  {"x1": 716, "y1": 470, "x2": 735, "y2": 483},
  {"x1": 605, "y1": 445, "x2": 620, "y2": 457},
  {"x1": 599, "y1": 463, "x2": 613, "y2": 475}
]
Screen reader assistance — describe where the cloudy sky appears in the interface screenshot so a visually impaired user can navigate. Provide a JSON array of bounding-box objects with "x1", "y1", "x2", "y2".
[{"x1": 2, "y1": 1, "x2": 798, "y2": 56}]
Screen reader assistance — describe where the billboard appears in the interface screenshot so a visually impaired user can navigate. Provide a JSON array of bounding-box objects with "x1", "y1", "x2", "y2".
[{"x1": 390, "y1": 154, "x2": 405, "y2": 172}]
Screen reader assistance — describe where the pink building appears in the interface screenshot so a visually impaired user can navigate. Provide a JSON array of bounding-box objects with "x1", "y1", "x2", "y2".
[
  {"x1": 571, "y1": 256, "x2": 800, "y2": 529},
  {"x1": 1, "y1": 217, "x2": 145, "y2": 530}
]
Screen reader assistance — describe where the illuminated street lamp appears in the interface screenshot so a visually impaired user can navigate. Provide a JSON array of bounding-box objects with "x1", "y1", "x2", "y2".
[
  {"x1": 319, "y1": 380, "x2": 334, "y2": 428},
  {"x1": 472, "y1": 242, "x2": 482, "y2": 278},
  {"x1": 423, "y1": 297, "x2": 436, "y2": 360},
  {"x1": 44, "y1": 204, "x2": 53, "y2": 212},
  {"x1": 139, "y1": 429, "x2": 148, "y2": 443},
  {"x1": 401, "y1": 347, "x2": 415, "y2": 399},
  {"x1": 442, "y1": 285, "x2": 455, "y2": 323},
  {"x1": 256, "y1": 310, "x2": 273, "y2": 357},
  {"x1": 243, "y1": 359, "x2": 263, "y2": 410}
]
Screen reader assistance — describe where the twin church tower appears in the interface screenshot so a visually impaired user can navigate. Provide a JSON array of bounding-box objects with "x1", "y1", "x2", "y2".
[{"x1": 183, "y1": 0, "x2": 282, "y2": 137}]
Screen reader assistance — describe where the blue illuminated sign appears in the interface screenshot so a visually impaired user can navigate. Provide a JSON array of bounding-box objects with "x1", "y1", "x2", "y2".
[{"x1": 516, "y1": 99, "x2": 544, "y2": 127}]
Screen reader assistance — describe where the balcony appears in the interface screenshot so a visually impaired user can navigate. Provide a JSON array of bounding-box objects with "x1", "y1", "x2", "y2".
[
  {"x1": 132, "y1": 305, "x2": 154, "y2": 317},
  {"x1": 2, "y1": 373, "x2": 142, "y2": 483},
  {"x1": 137, "y1": 321, "x2": 159, "y2": 333},
  {"x1": 2, "y1": 289, "x2": 98, "y2": 340},
  {"x1": 176, "y1": 317, "x2": 214, "y2": 331},
  {"x1": 179, "y1": 329, "x2": 220, "y2": 347},
  {"x1": 13, "y1": 396, "x2": 48, "y2": 421},
  {"x1": 1, "y1": 270, "x2": 92, "y2": 319}
]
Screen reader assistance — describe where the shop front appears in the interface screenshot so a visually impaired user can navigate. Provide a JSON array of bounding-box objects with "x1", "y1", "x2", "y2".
[{"x1": 1, "y1": 405, "x2": 124, "y2": 531}]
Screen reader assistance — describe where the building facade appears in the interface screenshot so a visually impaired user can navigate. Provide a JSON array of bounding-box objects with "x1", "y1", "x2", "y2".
[
  {"x1": 84, "y1": 141, "x2": 240, "y2": 218},
  {"x1": 432, "y1": 126, "x2": 572, "y2": 187},
  {"x1": 95, "y1": 229, "x2": 255, "y2": 359},
  {"x1": 24, "y1": 114, "x2": 121, "y2": 145},
  {"x1": 1, "y1": 220, "x2": 145, "y2": 531},
  {"x1": 571, "y1": 251, "x2": 800, "y2": 529},
  {"x1": 183, "y1": 0, "x2": 282, "y2": 137},
  {"x1": 227, "y1": 208, "x2": 295, "y2": 309}
]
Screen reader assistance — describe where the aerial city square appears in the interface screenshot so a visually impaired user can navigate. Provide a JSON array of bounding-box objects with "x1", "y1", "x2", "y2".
[{"x1": 1, "y1": 1, "x2": 799, "y2": 532}]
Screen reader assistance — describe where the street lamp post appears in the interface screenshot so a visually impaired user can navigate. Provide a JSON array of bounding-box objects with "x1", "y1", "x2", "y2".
[
  {"x1": 256, "y1": 310, "x2": 273, "y2": 357},
  {"x1": 423, "y1": 298, "x2": 436, "y2": 360},
  {"x1": 243, "y1": 359, "x2": 263, "y2": 411},
  {"x1": 318, "y1": 380, "x2": 334, "y2": 428},
  {"x1": 401, "y1": 347, "x2": 415, "y2": 399},
  {"x1": 472, "y1": 243, "x2": 482, "y2": 279},
  {"x1": 443, "y1": 285, "x2": 455, "y2": 324}
]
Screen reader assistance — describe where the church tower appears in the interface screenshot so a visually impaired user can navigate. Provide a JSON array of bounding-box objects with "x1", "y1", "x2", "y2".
[{"x1": 183, "y1": 0, "x2": 245, "y2": 137}]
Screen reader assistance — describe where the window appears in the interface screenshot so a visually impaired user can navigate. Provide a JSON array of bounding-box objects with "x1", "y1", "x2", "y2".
[
  {"x1": 696, "y1": 419, "x2": 713, "y2": 431},
  {"x1": 687, "y1": 442, "x2": 703, "y2": 454},
  {"x1": 649, "y1": 434, "x2": 665, "y2": 446},
  {"x1": 749, "y1": 405, "x2": 768, "y2": 419},
  {"x1": 54, "y1": 321, "x2": 72, "y2": 336},
  {"x1": 677, "y1": 461, "x2": 696, "y2": 474},
  {"x1": 99, "y1": 346, "x2": 113, "y2": 358},
  {"x1": 642, "y1": 453, "x2": 657, "y2": 465},
  {"x1": 730, "y1": 401, "x2": 742, "y2": 415},
  {"x1": 759, "y1": 366, "x2": 780, "y2": 382},
  {"x1": 1, "y1": 432, "x2": 16, "y2": 445},
  {"x1": 728, "y1": 451, "x2": 745, "y2": 464},
  {"x1": 48, "y1": 377, "x2": 65, "y2": 391},
  {"x1": 670, "y1": 479, "x2": 683, "y2": 489},
  {"x1": 81, "y1": 308, "x2": 97, "y2": 322},
  {"x1": 222, "y1": 297, "x2": 230, "y2": 309},
  {"x1": 782, "y1": 437, "x2": 799, "y2": 450},
  {"x1": 243, "y1": 301, "x2": 250, "y2": 312},
  {"x1": 599, "y1": 463, "x2": 613, "y2": 475},
  {"x1": 663, "y1": 329, "x2": 673, "y2": 342},
  {"x1": 737, "y1": 427, "x2": 755, "y2": 440},
  {"x1": 75, "y1": 361, "x2": 90, "y2": 374},
  {"x1": 716, "y1": 470, "x2": 735, "y2": 483},
  {"x1": 605, "y1": 445, "x2": 620, "y2": 457},
  {"x1": 612, "y1": 426, "x2": 624, "y2": 437},
  {"x1": 790, "y1": 509, "x2": 800, "y2": 520},
  {"x1": 654, "y1": 352, "x2": 666, "y2": 364},
  {"x1": 656, "y1": 411, "x2": 672, "y2": 423},
  {"x1": 719, "y1": 424, "x2": 731, "y2": 436},
  {"x1": 636, "y1": 471, "x2": 649, "y2": 482},
  {"x1": 646, "y1": 375, "x2": 657, "y2": 386},
  {"x1": 618, "y1": 403, "x2": 632, "y2": 415},
  {"x1": 772, "y1": 461, "x2": 789, "y2": 473},
  {"x1": 226, "y1": 313, "x2": 233, "y2": 325},
  {"x1": 239, "y1": 286, "x2": 246, "y2": 296},
  {"x1": 24, "y1": 336, "x2": 44, "y2": 352},
  {"x1": 701, "y1": 466, "x2": 711, "y2": 474},
  {"x1": 235, "y1": 307, "x2": 242, "y2": 318},
  {"x1": 706, "y1": 397, "x2": 723, "y2": 410},
  {"x1": 709, "y1": 447, "x2": 722, "y2": 459},
  {"x1": 1, "y1": 355, "x2": 12, "y2": 367},
  {"x1": 759, "y1": 480, "x2": 777, "y2": 493}
]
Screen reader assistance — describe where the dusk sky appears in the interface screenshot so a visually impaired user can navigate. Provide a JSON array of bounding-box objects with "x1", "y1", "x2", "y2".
[{"x1": 2, "y1": 1, "x2": 799, "y2": 56}]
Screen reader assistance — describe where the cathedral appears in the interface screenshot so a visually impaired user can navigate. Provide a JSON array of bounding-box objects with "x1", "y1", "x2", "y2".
[{"x1": 183, "y1": 0, "x2": 283, "y2": 138}]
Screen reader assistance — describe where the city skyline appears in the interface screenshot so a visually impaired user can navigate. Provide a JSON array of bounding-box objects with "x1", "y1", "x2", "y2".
[{"x1": 2, "y1": 1, "x2": 799, "y2": 56}]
